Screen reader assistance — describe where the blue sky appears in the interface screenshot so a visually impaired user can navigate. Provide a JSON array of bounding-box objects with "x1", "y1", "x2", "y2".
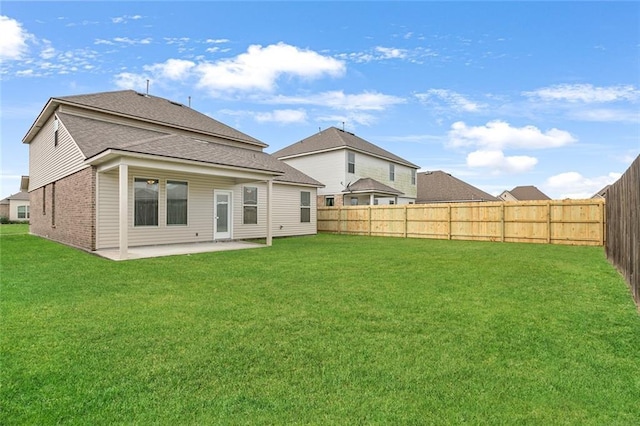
[{"x1": 2, "y1": 1, "x2": 639, "y2": 200}]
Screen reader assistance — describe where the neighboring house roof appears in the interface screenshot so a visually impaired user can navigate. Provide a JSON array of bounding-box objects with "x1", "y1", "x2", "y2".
[
  {"x1": 417, "y1": 171, "x2": 498, "y2": 203},
  {"x1": 343, "y1": 178, "x2": 403, "y2": 195},
  {"x1": 0, "y1": 191, "x2": 30, "y2": 203},
  {"x1": 591, "y1": 185, "x2": 610, "y2": 199},
  {"x1": 504, "y1": 185, "x2": 551, "y2": 200},
  {"x1": 272, "y1": 126, "x2": 419, "y2": 169},
  {"x1": 24, "y1": 90, "x2": 266, "y2": 148}
]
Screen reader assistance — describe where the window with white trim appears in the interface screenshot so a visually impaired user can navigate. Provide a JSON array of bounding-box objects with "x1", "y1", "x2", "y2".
[
  {"x1": 411, "y1": 169, "x2": 416, "y2": 185},
  {"x1": 167, "y1": 181, "x2": 188, "y2": 225},
  {"x1": 300, "y1": 191, "x2": 311, "y2": 223},
  {"x1": 134, "y1": 178, "x2": 159, "y2": 226},
  {"x1": 243, "y1": 186, "x2": 258, "y2": 224},
  {"x1": 347, "y1": 152, "x2": 355, "y2": 174},
  {"x1": 17, "y1": 205, "x2": 29, "y2": 219},
  {"x1": 389, "y1": 164, "x2": 395, "y2": 181}
]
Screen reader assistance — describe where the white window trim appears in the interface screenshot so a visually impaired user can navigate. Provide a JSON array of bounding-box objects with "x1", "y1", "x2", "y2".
[{"x1": 166, "y1": 179, "x2": 189, "y2": 226}]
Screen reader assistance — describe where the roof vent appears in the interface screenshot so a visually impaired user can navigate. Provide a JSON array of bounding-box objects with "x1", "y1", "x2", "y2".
[{"x1": 169, "y1": 100, "x2": 184, "y2": 107}]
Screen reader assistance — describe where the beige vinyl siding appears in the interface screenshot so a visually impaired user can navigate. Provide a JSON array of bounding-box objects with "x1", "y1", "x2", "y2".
[
  {"x1": 28, "y1": 114, "x2": 87, "y2": 191},
  {"x1": 353, "y1": 154, "x2": 417, "y2": 199},
  {"x1": 96, "y1": 170, "x2": 119, "y2": 248},
  {"x1": 272, "y1": 184, "x2": 317, "y2": 237},
  {"x1": 279, "y1": 150, "x2": 345, "y2": 195}
]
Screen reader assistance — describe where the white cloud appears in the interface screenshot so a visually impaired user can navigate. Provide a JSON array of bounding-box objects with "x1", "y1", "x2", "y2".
[
  {"x1": 113, "y1": 72, "x2": 150, "y2": 90},
  {"x1": 196, "y1": 42, "x2": 345, "y2": 94},
  {"x1": 544, "y1": 171, "x2": 622, "y2": 199},
  {"x1": 144, "y1": 59, "x2": 195, "y2": 81},
  {"x1": 375, "y1": 46, "x2": 407, "y2": 59},
  {"x1": 448, "y1": 120, "x2": 576, "y2": 150},
  {"x1": 111, "y1": 15, "x2": 142, "y2": 24},
  {"x1": 206, "y1": 38, "x2": 230, "y2": 44},
  {"x1": 0, "y1": 15, "x2": 32, "y2": 60},
  {"x1": 112, "y1": 37, "x2": 152, "y2": 45},
  {"x1": 338, "y1": 46, "x2": 409, "y2": 63},
  {"x1": 568, "y1": 108, "x2": 640, "y2": 123},
  {"x1": 254, "y1": 109, "x2": 307, "y2": 124},
  {"x1": 416, "y1": 89, "x2": 483, "y2": 112},
  {"x1": 523, "y1": 84, "x2": 639, "y2": 103},
  {"x1": 466, "y1": 150, "x2": 538, "y2": 173},
  {"x1": 268, "y1": 90, "x2": 405, "y2": 111}
]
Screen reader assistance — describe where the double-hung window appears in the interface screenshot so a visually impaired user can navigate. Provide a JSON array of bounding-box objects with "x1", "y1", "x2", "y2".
[
  {"x1": 17, "y1": 205, "x2": 29, "y2": 219},
  {"x1": 389, "y1": 164, "x2": 395, "y2": 181},
  {"x1": 300, "y1": 191, "x2": 311, "y2": 223},
  {"x1": 411, "y1": 169, "x2": 416, "y2": 185},
  {"x1": 134, "y1": 178, "x2": 159, "y2": 226},
  {"x1": 347, "y1": 152, "x2": 355, "y2": 174},
  {"x1": 243, "y1": 186, "x2": 258, "y2": 224},
  {"x1": 167, "y1": 181, "x2": 188, "y2": 225}
]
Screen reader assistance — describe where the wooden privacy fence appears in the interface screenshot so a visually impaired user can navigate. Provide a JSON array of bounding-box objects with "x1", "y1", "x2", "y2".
[
  {"x1": 318, "y1": 199, "x2": 606, "y2": 246},
  {"x1": 605, "y1": 155, "x2": 639, "y2": 306}
]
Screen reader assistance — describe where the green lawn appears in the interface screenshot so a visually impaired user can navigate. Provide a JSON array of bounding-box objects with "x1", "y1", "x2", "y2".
[{"x1": 1, "y1": 232, "x2": 639, "y2": 424}]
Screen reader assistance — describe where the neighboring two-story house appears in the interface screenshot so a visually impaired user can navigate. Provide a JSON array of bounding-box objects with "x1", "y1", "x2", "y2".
[
  {"x1": 272, "y1": 127, "x2": 419, "y2": 207},
  {"x1": 23, "y1": 90, "x2": 323, "y2": 259}
]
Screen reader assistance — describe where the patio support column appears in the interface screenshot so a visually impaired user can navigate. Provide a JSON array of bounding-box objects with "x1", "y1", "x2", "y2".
[
  {"x1": 266, "y1": 179, "x2": 273, "y2": 246},
  {"x1": 370, "y1": 194, "x2": 374, "y2": 205},
  {"x1": 118, "y1": 163, "x2": 128, "y2": 260}
]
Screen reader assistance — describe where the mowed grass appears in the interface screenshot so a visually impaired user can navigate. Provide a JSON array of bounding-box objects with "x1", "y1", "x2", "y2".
[{"x1": 1, "y1": 232, "x2": 639, "y2": 424}]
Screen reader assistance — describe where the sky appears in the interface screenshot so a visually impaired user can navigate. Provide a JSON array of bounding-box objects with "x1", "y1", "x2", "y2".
[{"x1": 1, "y1": 1, "x2": 639, "y2": 200}]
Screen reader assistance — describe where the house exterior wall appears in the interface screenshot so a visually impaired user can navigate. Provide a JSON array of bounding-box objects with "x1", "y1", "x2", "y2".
[
  {"x1": 280, "y1": 150, "x2": 347, "y2": 195},
  {"x1": 9, "y1": 199, "x2": 31, "y2": 221},
  {"x1": 281, "y1": 149, "x2": 417, "y2": 202},
  {"x1": 28, "y1": 113, "x2": 88, "y2": 192},
  {"x1": 0, "y1": 204, "x2": 8, "y2": 219},
  {"x1": 29, "y1": 167, "x2": 96, "y2": 250},
  {"x1": 499, "y1": 191, "x2": 518, "y2": 201},
  {"x1": 96, "y1": 168, "x2": 317, "y2": 249}
]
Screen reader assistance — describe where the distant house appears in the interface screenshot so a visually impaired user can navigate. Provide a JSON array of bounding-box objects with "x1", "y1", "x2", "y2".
[
  {"x1": 499, "y1": 185, "x2": 551, "y2": 201},
  {"x1": 416, "y1": 171, "x2": 499, "y2": 203},
  {"x1": 0, "y1": 191, "x2": 30, "y2": 222},
  {"x1": 591, "y1": 185, "x2": 610, "y2": 199},
  {"x1": 23, "y1": 90, "x2": 323, "y2": 259},
  {"x1": 272, "y1": 127, "x2": 419, "y2": 206}
]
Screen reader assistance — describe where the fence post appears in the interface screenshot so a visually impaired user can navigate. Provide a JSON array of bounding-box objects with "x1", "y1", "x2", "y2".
[
  {"x1": 404, "y1": 205, "x2": 408, "y2": 238},
  {"x1": 501, "y1": 203, "x2": 505, "y2": 242},
  {"x1": 368, "y1": 206, "x2": 372, "y2": 236},
  {"x1": 447, "y1": 204, "x2": 452, "y2": 240},
  {"x1": 547, "y1": 201, "x2": 551, "y2": 244},
  {"x1": 599, "y1": 201, "x2": 604, "y2": 246},
  {"x1": 338, "y1": 207, "x2": 342, "y2": 235}
]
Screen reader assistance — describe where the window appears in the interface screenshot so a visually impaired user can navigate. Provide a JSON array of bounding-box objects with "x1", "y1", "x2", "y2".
[
  {"x1": 389, "y1": 164, "x2": 395, "y2": 181},
  {"x1": 350, "y1": 197, "x2": 358, "y2": 206},
  {"x1": 42, "y1": 187, "x2": 46, "y2": 215},
  {"x1": 17, "y1": 205, "x2": 29, "y2": 219},
  {"x1": 134, "y1": 178, "x2": 159, "y2": 226},
  {"x1": 411, "y1": 169, "x2": 416, "y2": 185},
  {"x1": 348, "y1": 152, "x2": 355, "y2": 174},
  {"x1": 300, "y1": 191, "x2": 311, "y2": 223},
  {"x1": 325, "y1": 197, "x2": 334, "y2": 207},
  {"x1": 167, "y1": 181, "x2": 188, "y2": 225},
  {"x1": 243, "y1": 186, "x2": 258, "y2": 224},
  {"x1": 54, "y1": 116, "x2": 59, "y2": 147}
]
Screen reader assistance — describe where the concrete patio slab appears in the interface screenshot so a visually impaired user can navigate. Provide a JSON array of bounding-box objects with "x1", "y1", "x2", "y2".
[{"x1": 94, "y1": 240, "x2": 265, "y2": 261}]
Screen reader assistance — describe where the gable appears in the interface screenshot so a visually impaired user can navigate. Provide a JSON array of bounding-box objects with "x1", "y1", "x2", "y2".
[{"x1": 273, "y1": 127, "x2": 419, "y2": 169}]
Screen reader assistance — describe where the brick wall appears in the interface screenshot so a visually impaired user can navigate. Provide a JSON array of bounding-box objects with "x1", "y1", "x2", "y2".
[
  {"x1": 317, "y1": 194, "x2": 345, "y2": 208},
  {"x1": 0, "y1": 204, "x2": 8, "y2": 219},
  {"x1": 30, "y1": 167, "x2": 96, "y2": 250}
]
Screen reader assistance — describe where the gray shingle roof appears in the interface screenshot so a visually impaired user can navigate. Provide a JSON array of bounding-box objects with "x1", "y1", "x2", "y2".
[
  {"x1": 417, "y1": 171, "x2": 498, "y2": 203},
  {"x1": 272, "y1": 127, "x2": 419, "y2": 168},
  {"x1": 1, "y1": 191, "x2": 30, "y2": 203},
  {"x1": 56, "y1": 90, "x2": 266, "y2": 147},
  {"x1": 508, "y1": 185, "x2": 551, "y2": 200},
  {"x1": 58, "y1": 113, "x2": 322, "y2": 187},
  {"x1": 343, "y1": 178, "x2": 403, "y2": 195}
]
